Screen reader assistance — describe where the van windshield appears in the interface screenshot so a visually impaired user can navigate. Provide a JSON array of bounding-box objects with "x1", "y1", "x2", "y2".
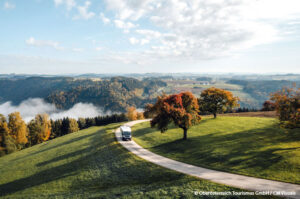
[{"x1": 123, "y1": 131, "x2": 131, "y2": 136}]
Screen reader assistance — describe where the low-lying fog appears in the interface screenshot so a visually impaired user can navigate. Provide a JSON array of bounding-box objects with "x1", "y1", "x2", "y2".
[{"x1": 0, "y1": 98, "x2": 111, "y2": 122}]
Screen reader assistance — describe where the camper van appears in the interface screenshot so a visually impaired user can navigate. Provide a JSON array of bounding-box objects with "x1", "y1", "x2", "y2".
[{"x1": 120, "y1": 125, "x2": 132, "y2": 141}]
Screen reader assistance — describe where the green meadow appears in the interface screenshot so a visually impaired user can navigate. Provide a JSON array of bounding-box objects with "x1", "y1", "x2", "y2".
[
  {"x1": 0, "y1": 122, "x2": 270, "y2": 199},
  {"x1": 132, "y1": 117, "x2": 300, "y2": 184}
]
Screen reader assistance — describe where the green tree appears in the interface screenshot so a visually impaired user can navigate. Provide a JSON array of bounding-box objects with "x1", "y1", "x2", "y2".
[
  {"x1": 62, "y1": 118, "x2": 79, "y2": 134},
  {"x1": 0, "y1": 114, "x2": 16, "y2": 156},
  {"x1": 198, "y1": 87, "x2": 239, "y2": 118},
  {"x1": 77, "y1": 117, "x2": 86, "y2": 130},
  {"x1": 51, "y1": 119, "x2": 63, "y2": 138},
  {"x1": 8, "y1": 112, "x2": 28, "y2": 147},
  {"x1": 146, "y1": 92, "x2": 201, "y2": 140}
]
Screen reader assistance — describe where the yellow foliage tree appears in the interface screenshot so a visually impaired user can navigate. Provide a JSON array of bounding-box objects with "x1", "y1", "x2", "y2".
[
  {"x1": 137, "y1": 112, "x2": 145, "y2": 120},
  {"x1": 127, "y1": 106, "x2": 138, "y2": 121},
  {"x1": 8, "y1": 112, "x2": 28, "y2": 145},
  {"x1": 28, "y1": 114, "x2": 52, "y2": 145}
]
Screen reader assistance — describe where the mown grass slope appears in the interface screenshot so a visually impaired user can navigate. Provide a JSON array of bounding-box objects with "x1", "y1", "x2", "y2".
[
  {"x1": 132, "y1": 117, "x2": 300, "y2": 184},
  {"x1": 0, "y1": 122, "x2": 268, "y2": 199}
]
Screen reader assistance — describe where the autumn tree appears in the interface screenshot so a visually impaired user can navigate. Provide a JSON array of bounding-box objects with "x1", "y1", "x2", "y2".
[
  {"x1": 28, "y1": 114, "x2": 52, "y2": 145},
  {"x1": 261, "y1": 100, "x2": 276, "y2": 111},
  {"x1": 68, "y1": 118, "x2": 79, "y2": 133},
  {"x1": 127, "y1": 106, "x2": 138, "y2": 121},
  {"x1": 271, "y1": 86, "x2": 300, "y2": 128},
  {"x1": 8, "y1": 112, "x2": 28, "y2": 147},
  {"x1": 198, "y1": 87, "x2": 239, "y2": 118},
  {"x1": 146, "y1": 92, "x2": 201, "y2": 140},
  {"x1": 137, "y1": 112, "x2": 145, "y2": 120}
]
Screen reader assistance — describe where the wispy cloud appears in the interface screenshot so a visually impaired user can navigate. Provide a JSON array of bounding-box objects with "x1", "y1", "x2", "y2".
[
  {"x1": 104, "y1": 0, "x2": 300, "y2": 61},
  {"x1": 4, "y1": 1, "x2": 15, "y2": 10},
  {"x1": 100, "y1": 12, "x2": 110, "y2": 24},
  {"x1": 114, "y1": 19, "x2": 136, "y2": 33},
  {"x1": 73, "y1": 1, "x2": 95, "y2": 20},
  {"x1": 54, "y1": 0, "x2": 76, "y2": 10},
  {"x1": 26, "y1": 37, "x2": 64, "y2": 50}
]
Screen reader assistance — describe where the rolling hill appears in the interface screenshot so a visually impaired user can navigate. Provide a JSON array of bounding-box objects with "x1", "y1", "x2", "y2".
[{"x1": 0, "y1": 122, "x2": 256, "y2": 199}]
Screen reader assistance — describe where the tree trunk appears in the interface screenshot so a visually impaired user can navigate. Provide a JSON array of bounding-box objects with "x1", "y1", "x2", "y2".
[
  {"x1": 183, "y1": 128, "x2": 187, "y2": 140},
  {"x1": 213, "y1": 113, "x2": 217, "y2": 118}
]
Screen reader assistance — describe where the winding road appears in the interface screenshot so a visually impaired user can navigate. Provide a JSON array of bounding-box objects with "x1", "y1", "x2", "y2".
[{"x1": 115, "y1": 120, "x2": 300, "y2": 199}]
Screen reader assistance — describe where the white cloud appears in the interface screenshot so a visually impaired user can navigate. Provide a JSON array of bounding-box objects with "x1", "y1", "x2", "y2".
[
  {"x1": 26, "y1": 37, "x2": 64, "y2": 50},
  {"x1": 136, "y1": 29, "x2": 161, "y2": 39},
  {"x1": 104, "y1": 0, "x2": 300, "y2": 61},
  {"x1": 114, "y1": 19, "x2": 136, "y2": 33},
  {"x1": 129, "y1": 37, "x2": 149, "y2": 45},
  {"x1": 95, "y1": 47, "x2": 102, "y2": 51},
  {"x1": 73, "y1": 1, "x2": 95, "y2": 20},
  {"x1": 4, "y1": 1, "x2": 15, "y2": 9},
  {"x1": 129, "y1": 37, "x2": 139, "y2": 45},
  {"x1": 100, "y1": 12, "x2": 110, "y2": 24},
  {"x1": 54, "y1": 0, "x2": 76, "y2": 10},
  {"x1": 104, "y1": 0, "x2": 153, "y2": 21}
]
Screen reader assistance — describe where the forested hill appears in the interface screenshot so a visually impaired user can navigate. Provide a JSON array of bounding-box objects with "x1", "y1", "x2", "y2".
[
  {"x1": 227, "y1": 79, "x2": 299, "y2": 104},
  {"x1": 0, "y1": 77, "x2": 167, "y2": 112}
]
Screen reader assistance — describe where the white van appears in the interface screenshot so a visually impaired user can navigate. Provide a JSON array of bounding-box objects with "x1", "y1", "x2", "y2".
[{"x1": 120, "y1": 125, "x2": 132, "y2": 141}]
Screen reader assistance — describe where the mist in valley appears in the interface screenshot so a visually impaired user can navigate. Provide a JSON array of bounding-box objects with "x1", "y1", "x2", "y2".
[{"x1": 0, "y1": 98, "x2": 110, "y2": 122}]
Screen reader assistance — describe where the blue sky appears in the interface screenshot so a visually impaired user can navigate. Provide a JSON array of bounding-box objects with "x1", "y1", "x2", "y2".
[{"x1": 0, "y1": 0, "x2": 300, "y2": 74}]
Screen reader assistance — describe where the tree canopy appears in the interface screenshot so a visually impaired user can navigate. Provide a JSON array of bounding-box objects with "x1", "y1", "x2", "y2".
[
  {"x1": 145, "y1": 92, "x2": 201, "y2": 140},
  {"x1": 8, "y1": 112, "x2": 28, "y2": 146},
  {"x1": 199, "y1": 87, "x2": 239, "y2": 118},
  {"x1": 28, "y1": 114, "x2": 52, "y2": 145},
  {"x1": 271, "y1": 86, "x2": 300, "y2": 128}
]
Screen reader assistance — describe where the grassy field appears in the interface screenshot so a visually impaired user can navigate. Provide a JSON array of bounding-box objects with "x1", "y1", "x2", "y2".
[
  {"x1": 132, "y1": 117, "x2": 300, "y2": 184},
  {"x1": 0, "y1": 122, "x2": 271, "y2": 199}
]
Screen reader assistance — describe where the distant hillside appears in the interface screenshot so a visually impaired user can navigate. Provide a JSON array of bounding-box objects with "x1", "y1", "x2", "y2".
[
  {"x1": 0, "y1": 76, "x2": 298, "y2": 112},
  {"x1": 227, "y1": 80, "x2": 299, "y2": 108},
  {"x1": 0, "y1": 77, "x2": 167, "y2": 112}
]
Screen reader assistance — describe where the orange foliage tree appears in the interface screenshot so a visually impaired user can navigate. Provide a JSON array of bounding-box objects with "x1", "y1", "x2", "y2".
[
  {"x1": 28, "y1": 114, "x2": 52, "y2": 145},
  {"x1": 145, "y1": 92, "x2": 201, "y2": 140},
  {"x1": 126, "y1": 106, "x2": 144, "y2": 121},
  {"x1": 127, "y1": 106, "x2": 138, "y2": 121},
  {"x1": 271, "y1": 86, "x2": 300, "y2": 128},
  {"x1": 261, "y1": 100, "x2": 276, "y2": 111},
  {"x1": 8, "y1": 112, "x2": 28, "y2": 146},
  {"x1": 199, "y1": 87, "x2": 239, "y2": 118},
  {"x1": 137, "y1": 112, "x2": 145, "y2": 120}
]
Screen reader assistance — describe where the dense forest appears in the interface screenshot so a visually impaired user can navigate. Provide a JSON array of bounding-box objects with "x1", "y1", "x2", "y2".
[{"x1": 0, "y1": 77, "x2": 167, "y2": 112}]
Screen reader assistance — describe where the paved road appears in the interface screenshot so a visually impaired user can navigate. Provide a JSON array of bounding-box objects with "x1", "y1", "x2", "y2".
[{"x1": 115, "y1": 120, "x2": 300, "y2": 199}]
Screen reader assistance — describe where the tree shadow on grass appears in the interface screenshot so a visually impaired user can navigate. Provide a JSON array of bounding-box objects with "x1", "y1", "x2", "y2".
[
  {"x1": 0, "y1": 126, "x2": 187, "y2": 198},
  {"x1": 148, "y1": 123, "x2": 300, "y2": 177}
]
